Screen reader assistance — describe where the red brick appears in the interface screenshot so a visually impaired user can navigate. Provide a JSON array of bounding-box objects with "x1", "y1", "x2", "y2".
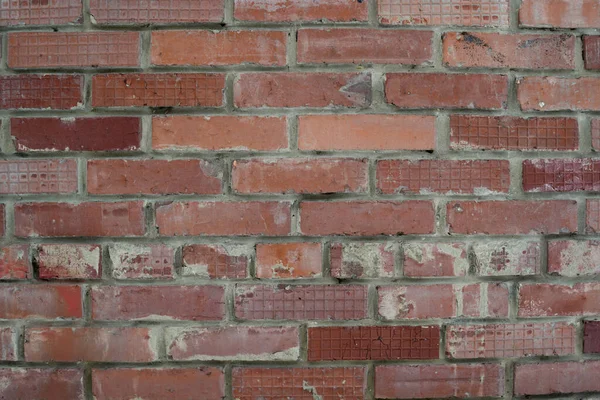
[
  {"x1": 25, "y1": 327, "x2": 159, "y2": 362},
  {"x1": 109, "y1": 244, "x2": 174, "y2": 280},
  {"x1": 514, "y1": 361, "x2": 600, "y2": 395},
  {"x1": 587, "y1": 199, "x2": 600, "y2": 233},
  {"x1": 298, "y1": 29, "x2": 432, "y2": 65},
  {"x1": 92, "y1": 73, "x2": 224, "y2": 107},
  {"x1": 593, "y1": 119, "x2": 600, "y2": 151},
  {"x1": 585, "y1": 36, "x2": 600, "y2": 69},
  {"x1": 233, "y1": 367, "x2": 366, "y2": 399},
  {"x1": 14, "y1": 201, "x2": 145, "y2": 237},
  {"x1": 156, "y1": 201, "x2": 291, "y2": 236},
  {"x1": 93, "y1": 368, "x2": 224, "y2": 400},
  {"x1": 1, "y1": 159, "x2": 77, "y2": 195},
  {"x1": 0, "y1": 327, "x2": 16, "y2": 360},
  {"x1": 376, "y1": 364, "x2": 504, "y2": 399},
  {"x1": 385, "y1": 73, "x2": 508, "y2": 109},
  {"x1": 523, "y1": 159, "x2": 600, "y2": 192},
  {"x1": 152, "y1": 30, "x2": 286, "y2": 66},
  {"x1": 182, "y1": 244, "x2": 249, "y2": 279},
  {"x1": 235, "y1": 285, "x2": 367, "y2": 320},
  {"x1": 519, "y1": 76, "x2": 600, "y2": 111},
  {"x1": 0, "y1": 285, "x2": 81, "y2": 319},
  {"x1": 307, "y1": 326, "x2": 440, "y2": 361},
  {"x1": 378, "y1": 285, "x2": 455, "y2": 319},
  {"x1": 233, "y1": 158, "x2": 368, "y2": 194},
  {"x1": 472, "y1": 240, "x2": 541, "y2": 276},
  {"x1": 443, "y1": 32, "x2": 575, "y2": 69},
  {"x1": 87, "y1": 159, "x2": 222, "y2": 195},
  {"x1": 379, "y1": 0, "x2": 509, "y2": 26},
  {"x1": 449, "y1": 115, "x2": 578, "y2": 151},
  {"x1": 166, "y1": 326, "x2": 299, "y2": 361},
  {"x1": 0, "y1": 204, "x2": 4, "y2": 236},
  {"x1": 446, "y1": 322, "x2": 575, "y2": 359},
  {"x1": 92, "y1": 285, "x2": 224, "y2": 321},
  {"x1": 234, "y1": 0, "x2": 367, "y2": 22},
  {"x1": 234, "y1": 73, "x2": 371, "y2": 108},
  {"x1": 298, "y1": 114, "x2": 436, "y2": 151},
  {"x1": 0, "y1": 369, "x2": 83, "y2": 400},
  {"x1": 11, "y1": 117, "x2": 141, "y2": 152},
  {"x1": 37, "y1": 244, "x2": 101, "y2": 280},
  {"x1": 0, "y1": 245, "x2": 30, "y2": 279},
  {"x1": 0, "y1": 75, "x2": 82, "y2": 110},
  {"x1": 549, "y1": 240, "x2": 600, "y2": 276},
  {"x1": 460, "y1": 283, "x2": 509, "y2": 318},
  {"x1": 584, "y1": 321, "x2": 600, "y2": 353},
  {"x1": 0, "y1": 0, "x2": 81, "y2": 26},
  {"x1": 89, "y1": 0, "x2": 224, "y2": 23},
  {"x1": 519, "y1": 283, "x2": 600, "y2": 317},
  {"x1": 8, "y1": 32, "x2": 139, "y2": 68},
  {"x1": 300, "y1": 201, "x2": 435, "y2": 235},
  {"x1": 403, "y1": 242, "x2": 468, "y2": 277},
  {"x1": 377, "y1": 159, "x2": 510, "y2": 194},
  {"x1": 330, "y1": 242, "x2": 395, "y2": 278},
  {"x1": 520, "y1": 0, "x2": 600, "y2": 28},
  {"x1": 446, "y1": 200, "x2": 578, "y2": 234},
  {"x1": 152, "y1": 115, "x2": 287, "y2": 151},
  {"x1": 256, "y1": 243, "x2": 321, "y2": 279}
]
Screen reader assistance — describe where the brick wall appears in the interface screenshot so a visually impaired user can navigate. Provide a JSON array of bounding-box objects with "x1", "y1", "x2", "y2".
[{"x1": 1, "y1": 0, "x2": 599, "y2": 399}]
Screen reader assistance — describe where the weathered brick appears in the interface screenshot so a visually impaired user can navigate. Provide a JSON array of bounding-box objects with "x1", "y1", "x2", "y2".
[
  {"x1": 156, "y1": 201, "x2": 291, "y2": 236},
  {"x1": 0, "y1": 369, "x2": 83, "y2": 400},
  {"x1": 300, "y1": 201, "x2": 435, "y2": 235},
  {"x1": 584, "y1": 36, "x2": 600, "y2": 70},
  {"x1": 152, "y1": 30, "x2": 286, "y2": 66},
  {"x1": 37, "y1": 244, "x2": 101, "y2": 280},
  {"x1": 166, "y1": 326, "x2": 299, "y2": 361},
  {"x1": 449, "y1": 115, "x2": 578, "y2": 151},
  {"x1": 89, "y1": 0, "x2": 224, "y2": 23},
  {"x1": 376, "y1": 364, "x2": 504, "y2": 399},
  {"x1": 403, "y1": 242, "x2": 468, "y2": 277},
  {"x1": 25, "y1": 327, "x2": 159, "y2": 362},
  {"x1": 593, "y1": 119, "x2": 600, "y2": 151},
  {"x1": 256, "y1": 243, "x2": 321, "y2": 279},
  {"x1": 308, "y1": 326, "x2": 440, "y2": 361},
  {"x1": 0, "y1": 159, "x2": 77, "y2": 195},
  {"x1": 523, "y1": 159, "x2": 600, "y2": 192},
  {"x1": 0, "y1": 0, "x2": 81, "y2": 26},
  {"x1": 446, "y1": 200, "x2": 578, "y2": 234},
  {"x1": 0, "y1": 75, "x2": 82, "y2": 110},
  {"x1": 0, "y1": 285, "x2": 81, "y2": 319},
  {"x1": 93, "y1": 368, "x2": 224, "y2": 400},
  {"x1": 446, "y1": 322, "x2": 576, "y2": 358},
  {"x1": 298, "y1": 114, "x2": 436, "y2": 151},
  {"x1": 443, "y1": 32, "x2": 575, "y2": 69},
  {"x1": 8, "y1": 32, "x2": 139, "y2": 68},
  {"x1": 152, "y1": 115, "x2": 287, "y2": 151},
  {"x1": 0, "y1": 327, "x2": 16, "y2": 360},
  {"x1": 235, "y1": 285, "x2": 367, "y2": 320},
  {"x1": 92, "y1": 285, "x2": 225, "y2": 321},
  {"x1": 519, "y1": 283, "x2": 600, "y2": 317},
  {"x1": 92, "y1": 73, "x2": 224, "y2": 107},
  {"x1": 587, "y1": 199, "x2": 600, "y2": 233},
  {"x1": 549, "y1": 240, "x2": 600, "y2": 276},
  {"x1": 298, "y1": 29, "x2": 433, "y2": 65},
  {"x1": 0, "y1": 204, "x2": 4, "y2": 237},
  {"x1": 377, "y1": 159, "x2": 510, "y2": 194},
  {"x1": 11, "y1": 117, "x2": 141, "y2": 152},
  {"x1": 460, "y1": 283, "x2": 509, "y2": 318},
  {"x1": 379, "y1": 0, "x2": 509, "y2": 26},
  {"x1": 514, "y1": 361, "x2": 600, "y2": 395},
  {"x1": 0, "y1": 245, "x2": 30, "y2": 279},
  {"x1": 330, "y1": 242, "x2": 395, "y2": 278},
  {"x1": 182, "y1": 244, "x2": 249, "y2": 279},
  {"x1": 472, "y1": 240, "x2": 541, "y2": 276},
  {"x1": 232, "y1": 367, "x2": 366, "y2": 399},
  {"x1": 109, "y1": 244, "x2": 175, "y2": 280},
  {"x1": 87, "y1": 159, "x2": 222, "y2": 195},
  {"x1": 234, "y1": 0, "x2": 367, "y2": 22},
  {"x1": 234, "y1": 73, "x2": 371, "y2": 108},
  {"x1": 520, "y1": 0, "x2": 600, "y2": 28},
  {"x1": 14, "y1": 201, "x2": 145, "y2": 237},
  {"x1": 519, "y1": 77, "x2": 600, "y2": 111},
  {"x1": 584, "y1": 321, "x2": 600, "y2": 354},
  {"x1": 385, "y1": 73, "x2": 508, "y2": 109},
  {"x1": 233, "y1": 158, "x2": 368, "y2": 194}
]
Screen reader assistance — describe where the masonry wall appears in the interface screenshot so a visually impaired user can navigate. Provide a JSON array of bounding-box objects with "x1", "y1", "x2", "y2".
[{"x1": 1, "y1": 0, "x2": 600, "y2": 398}]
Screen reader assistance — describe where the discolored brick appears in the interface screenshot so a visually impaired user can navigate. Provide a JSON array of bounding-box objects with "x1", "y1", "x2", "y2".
[
  {"x1": 518, "y1": 76, "x2": 600, "y2": 111},
  {"x1": 89, "y1": 0, "x2": 224, "y2": 23},
  {"x1": 109, "y1": 244, "x2": 174, "y2": 280},
  {"x1": 37, "y1": 244, "x2": 101, "y2": 280},
  {"x1": 587, "y1": 199, "x2": 600, "y2": 233},
  {"x1": 0, "y1": 245, "x2": 30, "y2": 279},
  {"x1": 0, "y1": 0, "x2": 82, "y2": 26},
  {"x1": 520, "y1": 0, "x2": 600, "y2": 28},
  {"x1": 330, "y1": 242, "x2": 395, "y2": 279},
  {"x1": 519, "y1": 283, "x2": 600, "y2": 317},
  {"x1": 234, "y1": 0, "x2": 367, "y2": 22},
  {"x1": 0, "y1": 159, "x2": 77, "y2": 194},
  {"x1": 0, "y1": 369, "x2": 83, "y2": 400},
  {"x1": 584, "y1": 36, "x2": 600, "y2": 70},
  {"x1": 403, "y1": 242, "x2": 468, "y2": 277},
  {"x1": 584, "y1": 321, "x2": 600, "y2": 354},
  {"x1": 472, "y1": 240, "x2": 541, "y2": 276},
  {"x1": 0, "y1": 328, "x2": 16, "y2": 360},
  {"x1": 515, "y1": 361, "x2": 600, "y2": 395},
  {"x1": 548, "y1": 240, "x2": 600, "y2": 276},
  {"x1": 255, "y1": 243, "x2": 322, "y2": 279},
  {"x1": 182, "y1": 244, "x2": 249, "y2": 279},
  {"x1": 523, "y1": 159, "x2": 600, "y2": 192}
]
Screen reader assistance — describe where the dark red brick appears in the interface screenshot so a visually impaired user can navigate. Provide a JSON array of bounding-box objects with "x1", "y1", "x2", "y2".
[
  {"x1": 0, "y1": 75, "x2": 82, "y2": 110},
  {"x1": 584, "y1": 321, "x2": 600, "y2": 353}
]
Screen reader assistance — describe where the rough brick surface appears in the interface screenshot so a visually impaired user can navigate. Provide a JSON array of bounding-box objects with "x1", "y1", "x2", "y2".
[
  {"x1": 520, "y1": 0, "x2": 600, "y2": 28},
  {"x1": 0, "y1": 285, "x2": 82, "y2": 319},
  {"x1": 0, "y1": 159, "x2": 77, "y2": 194},
  {"x1": 403, "y1": 242, "x2": 468, "y2": 277},
  {"x1": 109, "y1": 244, "x2": 175, "y2": 280},
  {"x1": 584, "y1": 321, "x2": 600, "y2": 353},
  {"x1": 89, "y1": 0, "x2": 224, "y2": 23},
  {"x1": 514, "y1": 361, "x2": 600, "y2": 395},
  {"x1": 584, "y1": 35, "x2": 600, "y2": 70},
  {"x1": 519, "y1": 283, "x2": 600, "y2": 317},
  {"x1": 523, "y1": 159, "x2": 600, "y2": 192},
  {"x1": 0, "y1": 245, "x2": 30, "y2": 279},
  {"x1": 548, "y1": 240, "x2": 600, "y2": 276},
  {"x1": 0, "y1": 0, "x2": 82, "y2": 26},
  {"x1": 234, "y1": 0, "x2": 367, "y2": 22},
  {"x1": 0, "y1": 75, "x2": 82, "y2": 109},
  {"x1": 330, "y1": 242, "x2": 395, "y2": 278},
  {"x1": 0, "y1": 369, "x2": 83, "y2": 399},
  {"x1": 519, "y1": 76, "x2": 600, "y2": 111},
  {"x1": 472, "y1": 240, "x2": 541, "y2": 276},
  {"x1": 255, "y1": 242, "x2": 321, "y2": 278},
  {"x1": 182, "y1": 244, "x2": 249, "y2": 278},
  {"x1": 37, "y1": 244, "x2": 101, "y2": 279}
]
